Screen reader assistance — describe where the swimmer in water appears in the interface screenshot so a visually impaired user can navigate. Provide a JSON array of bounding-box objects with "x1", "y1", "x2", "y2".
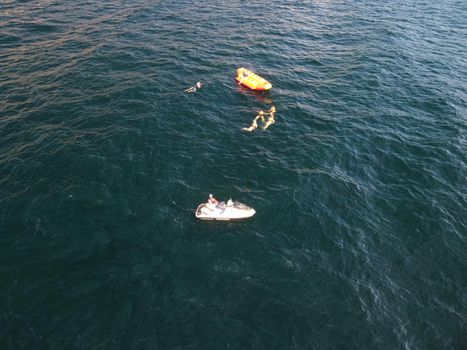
[
  {"x1": 185, "y1": 82, "x2": 203, "y2": 93},
  {"x1": 257, "y1": 110, "x2": 266, "y2": 123},
  {"x1": 242, "y1": 118, "x2": 258, "y2": 132},
  {"x1": 263, "y1": 113, "x2": 276, "y2": 130},
  {"x1": 242, "y1": 111, "x2": 265, "y2": 132},
  {"x1": 262, "y1": 106, "x2": 276, "y2": 130}
]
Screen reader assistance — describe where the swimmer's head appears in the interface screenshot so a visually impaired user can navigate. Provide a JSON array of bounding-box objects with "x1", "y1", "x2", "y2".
[
  {"x1": 270, "y1": 106, "x2": 276, "y2": 112},
  {"x1": 259, "y1": 111, "x2": 264, "y2": 115}
]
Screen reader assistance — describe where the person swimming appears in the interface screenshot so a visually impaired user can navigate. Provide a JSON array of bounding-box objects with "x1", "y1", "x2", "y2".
[
  {"x1": 241, "y1": 111, "x2": 265, "y2": 132},
  {"x1": 263, "y1": 106, "x2": 276, "y2": 130},
  {"x1": 263, "y1": 113, "x2": 275, "y2": 130},
  {"x1": 242, "y1": 106, "x2": 277, "y2": 132},
  {"x1": 257, "y1": 110, "x2": 265, "y2": 123},
  {"x1": 242, "y1": 118, "x2": 258, "y2": 132},
  {"x1": 185, "y1": 82, "x2": 203, "y2": 93}
]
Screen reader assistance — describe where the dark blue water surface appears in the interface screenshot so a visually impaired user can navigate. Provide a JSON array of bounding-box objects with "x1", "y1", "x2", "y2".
[{"x1": 1, "y1": 1, "x2": 466, "y2": 349}]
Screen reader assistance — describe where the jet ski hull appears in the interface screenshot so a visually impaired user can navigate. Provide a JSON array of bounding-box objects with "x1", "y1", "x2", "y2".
[{"x1": 195, "y1": 202, "x2": 255, "y2": 221}]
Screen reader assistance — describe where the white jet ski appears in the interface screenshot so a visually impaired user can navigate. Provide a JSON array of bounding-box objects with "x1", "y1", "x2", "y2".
[{"x1": 195, "y1": 198, "x2": 256, "y2": 221}]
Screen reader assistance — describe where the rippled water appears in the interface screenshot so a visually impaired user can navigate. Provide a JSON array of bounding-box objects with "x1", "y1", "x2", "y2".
[{"x1": 1, "y1": 0, "x2": 466, "y2": 349}]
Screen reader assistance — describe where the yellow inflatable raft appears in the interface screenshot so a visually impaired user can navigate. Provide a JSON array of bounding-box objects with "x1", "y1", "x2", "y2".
[{"x1": 236, "y1": 67, "x2": 272, "y2": 91}]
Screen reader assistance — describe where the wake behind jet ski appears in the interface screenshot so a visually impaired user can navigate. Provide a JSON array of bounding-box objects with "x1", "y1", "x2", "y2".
[{"x1": 195, "y1": 194, "x2": 256, "y2": 221}]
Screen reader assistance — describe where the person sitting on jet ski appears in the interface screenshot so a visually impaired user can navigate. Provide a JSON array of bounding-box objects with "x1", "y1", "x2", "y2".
[{"x1": 208, "y1": 194, "x2": 219, "y2": 206}]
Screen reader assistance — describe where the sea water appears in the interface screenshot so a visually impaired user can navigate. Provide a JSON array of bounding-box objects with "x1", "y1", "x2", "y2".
[{"x1": 1, "y1": 1, "x2": 466, "y2": 348}]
